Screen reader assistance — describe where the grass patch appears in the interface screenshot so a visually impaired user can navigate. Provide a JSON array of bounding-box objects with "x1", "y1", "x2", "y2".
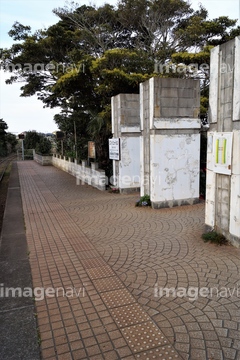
[{"x1": 202, "y1": 231, "x2": 228, "y2": 246}]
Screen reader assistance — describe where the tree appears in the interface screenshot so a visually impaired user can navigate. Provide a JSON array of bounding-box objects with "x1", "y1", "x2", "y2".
[
  {"x1": 1, "y1": 1, "x2": 209, "y2": 108},
  {"x1": 35, "y1": 137, "x2": 52, "y2": 155},
  {"x1": 53, "y1": 3, "x2": 127, "y2": 55},
  {"x1": 171, "y1": 15, "x2": 240, "y2": 119},
  {"x1": 6, "y1": 133, "x2": 18, "y2": 153},
  {"x1": 117, "y1": 0, "x2": 194, "y2": 59},
  {"x1": 2, "y1": 1, "x2": 240, "y2": 168},
  {"x1": 54, "y1": 108, "x2": 90, "y2": 160},
  {"x1": 24, "y1": 131, "x2": 42, "y2": 149},
  {"x1": 52, "y1": 47, "x2": 152, "y2": 167},
  {"x1": 0, "y1": 119, "x2": 8, "y2": 156},
  {"x1": 0, "y1": 119, "x2": 17, "y2": 156}
]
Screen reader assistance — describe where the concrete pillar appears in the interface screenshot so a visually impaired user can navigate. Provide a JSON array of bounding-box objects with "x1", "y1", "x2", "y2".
[
  {"x1": 205, "y1": 36, "x2": 240, "y2": 247},
  {"x1": 111, "y1": 93, "x2": 141, "y2": 193},
  {"x1": 140, "y1": 81, "x2": 151, "y2": 196},
  {"x1": 140, "y1": 77, "x2": 201, "y2": 208}
]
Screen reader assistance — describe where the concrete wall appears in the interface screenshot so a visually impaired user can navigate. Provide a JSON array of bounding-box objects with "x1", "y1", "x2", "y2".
[
  {"x1": 111, "y1": 94, "x2": 141, "y2": 193},
  {"x1": 33, "y1": 151, "x2": 52, "y2": 165},
  {"x1": 150, "y1": 133, "x2": 200, "y2": 207},
  {"x1": 52, "y1": 155, "x2": 106, "y2": 191},
  {"x1": 209, "y1": 37, "x2": 240, "y2": 131},
  {"x1": 140, "y1": 77, "x2": 201, "y2": 208},
  {"x1": 205, "y1": 36, "x2": 240, "y2": 247}
]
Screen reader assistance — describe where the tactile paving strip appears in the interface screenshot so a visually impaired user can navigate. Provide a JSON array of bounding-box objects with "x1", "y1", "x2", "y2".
[
  {"x1": 121, "y1": 321, "x2": 168, "y2": 353},
  {"x1": 135, "y1": 346, "x2": 180, "y2": 359},
  {"x1": 81, "y1": 257, "x2": 107, "y2": 269},
  {"x1": 101, "y1": 288, "x2": 136, "y2": 308},
  {"x1": 109, "y1": 303, "x2": 151, "y2": 328},
  {"x1": 92, "y1": 276, "x2": 124, "y2": 293},
  {"x1": 86, "y1": 265, "x2": 116, "y2": 280}
]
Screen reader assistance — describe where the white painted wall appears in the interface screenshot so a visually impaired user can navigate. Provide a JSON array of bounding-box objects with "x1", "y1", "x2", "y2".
[
  {"x1": 209, "y1": 45, "x2": 220, "y2": 123},
  {"x1": 205, "y1": 171, "x2": 216, "y2": 228},
  {"x1": 233, "y1": 37, "x2": 240, "y2": 121},
  {"x1": 205, "y1": 130, "x2": 240, "y2": 241},
  {"x1": 33, "y1": 151, "x2": 52, "y2": 165},
  {"x1": 205, "y1": 132, "x2": 216, "y2": 228},
  {"x1": 118, "y1": 136, "x2": 140, "y2": 189},
  {"x1": 52, "y1": 155, "x2": 106, "y2": 191},
  {"x1": 229, "y1": 131, "x2": 240, "y2": 240},
  {"x1": 139, "y1": 77, "x2": 201, "y2": 206},
  {"x1": 153, "y1": 118, "x2": 200, "y2": 129},
  {"x1": 111, "y1": 93, "x2": 141, "y2": 192},
  {"x1": 206, "y1": 37, "x2": 240, "y2": 246},
  {"x1": 150, "y1": 134, "x2": 200, "y2": 204}
]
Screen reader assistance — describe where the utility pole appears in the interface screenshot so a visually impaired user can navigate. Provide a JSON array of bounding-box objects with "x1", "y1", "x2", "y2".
[
  {"x1": 22, "y1": 139, "x2": 24, "y2": 160},
  {"x1": 18, "y1": 133, "x2": 25, "y2": 160},
  {"x1": 73, "y1": 119, "x2": 77, "y2": 160},
  {"x1": 65, "y1": 98, "x2": 78, "y2": 161}
]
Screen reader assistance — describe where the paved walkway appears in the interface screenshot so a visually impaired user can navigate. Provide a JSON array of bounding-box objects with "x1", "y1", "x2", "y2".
[
  {"x1": 18, "y1": 161, "x2": 240, "y2": 360},
  {"x1": 0, "y1": 162, "x2": 40, "y2": 360}
]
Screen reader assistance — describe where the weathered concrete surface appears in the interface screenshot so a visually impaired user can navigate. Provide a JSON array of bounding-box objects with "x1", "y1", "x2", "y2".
[
  {"x1": 0, "y1": 162, "x2": 40, "y2": 360},
  {"x1": 206, "y1": 36, "x2": 240, "y2": 247},
  {"x1": 111, "y1": 93, "x2": 141, "y2": 192},
  {"x1": 140, "y1": 77, "x2": 201, "y2": 208},
  {"x1": 33, "y1": 150, "x2": 52, "y2": 165}
]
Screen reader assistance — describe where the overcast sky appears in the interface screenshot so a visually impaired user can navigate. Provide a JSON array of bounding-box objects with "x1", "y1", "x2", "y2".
[{"x1": 0, "y1": 0, "x2": 239, "y2": 134}]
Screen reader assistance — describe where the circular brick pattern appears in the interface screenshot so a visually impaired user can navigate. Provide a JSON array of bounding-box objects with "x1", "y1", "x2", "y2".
[
  {"x1": 20, "y1": 163, "x2": 240, "y2": 360},
  {"x1": 135, "y1": 346, "x2": 179, "y2": 359}
]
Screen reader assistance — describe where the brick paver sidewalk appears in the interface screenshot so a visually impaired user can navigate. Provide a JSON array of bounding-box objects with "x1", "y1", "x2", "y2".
[{"x1": 18, "y1": 161, "x2": 240, "y2": 360}]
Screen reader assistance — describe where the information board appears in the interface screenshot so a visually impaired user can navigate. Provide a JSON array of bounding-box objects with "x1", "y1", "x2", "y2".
[
  {"x1": 109, "y1": 138, "x2": 120, "y2": 160},
  {"x1": 88, "y1": 141, "x2": 96, "y2": 159},
  {"x1": 213, "y1": 132, "x2": 233, "y2": 175}
]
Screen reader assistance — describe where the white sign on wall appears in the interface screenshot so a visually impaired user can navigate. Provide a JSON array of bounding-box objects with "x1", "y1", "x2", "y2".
[
  {"x1": 213, "y1": 132, "x2": 233, "y2": 175},
  {"x1": 109, "y1": 138, "x2": 120, "y2": 160}
]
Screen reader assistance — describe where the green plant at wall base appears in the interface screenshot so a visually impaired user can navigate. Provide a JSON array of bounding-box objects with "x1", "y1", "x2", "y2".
[
  {"x1": 202, "y1": 231, "x2": 228, "y2": 246},
  {"x1": 136, "y1": 194, "x2": 151, "y2": 207}
]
